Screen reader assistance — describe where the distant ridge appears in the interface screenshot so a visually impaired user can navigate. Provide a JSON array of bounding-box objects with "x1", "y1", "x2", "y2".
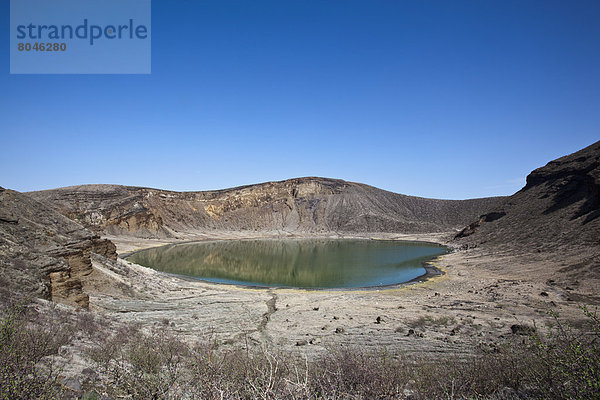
[{"x1": 28, "y1": 177, "x2": 503, "y2": 238}]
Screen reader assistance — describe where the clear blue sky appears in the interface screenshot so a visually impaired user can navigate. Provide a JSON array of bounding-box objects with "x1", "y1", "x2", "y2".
[{"x1": 1, "y1": 0, "x2": 598, "y2": 199}]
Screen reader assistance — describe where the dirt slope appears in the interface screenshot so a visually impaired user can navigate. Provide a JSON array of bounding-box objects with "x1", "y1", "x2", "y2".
[
  {"x1": 28, "y1": 178, "x2": 503, "y2": 238},
  {"x1": 455, "y1": 140, "x2": 600, "y2": 282}
]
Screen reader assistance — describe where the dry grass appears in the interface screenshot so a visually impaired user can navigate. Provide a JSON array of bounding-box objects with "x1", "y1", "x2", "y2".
[{"x1": 0, "y1": 300, "x2": 72, "y2": 399}]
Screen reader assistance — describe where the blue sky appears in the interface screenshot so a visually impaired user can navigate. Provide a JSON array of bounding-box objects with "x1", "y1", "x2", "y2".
[{"x1": 1, "y1": 0, "x2": 599, "y2": 199}]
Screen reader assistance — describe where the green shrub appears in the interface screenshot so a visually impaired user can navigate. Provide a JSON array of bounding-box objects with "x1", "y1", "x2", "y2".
[{"x1": 527, "y1": 306, "x2": 600, "y2": 400}]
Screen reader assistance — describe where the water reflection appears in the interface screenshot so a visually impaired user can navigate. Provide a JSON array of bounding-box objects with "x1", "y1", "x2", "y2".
[{"x1": 127, "y1": 239, "x2": 447, "y2": 288}]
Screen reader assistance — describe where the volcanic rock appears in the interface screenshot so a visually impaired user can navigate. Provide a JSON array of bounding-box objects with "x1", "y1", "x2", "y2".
[
  {"x1": 0, "y1": 188, "x2": 117, "y2": 307},
  {"x1": 28, "y1": 178, "x2": 503, "y2": 238}
]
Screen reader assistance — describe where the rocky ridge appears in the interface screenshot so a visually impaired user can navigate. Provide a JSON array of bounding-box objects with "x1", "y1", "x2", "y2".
[
  {"x1": 455, "y1": 141, "x2": 600, "y2": 248},
  {"x1": 0, "y1": 187, "x2": 117, "y2": 307},
  {"x1": 28, "y1": 178, "x2": 503, "y2": 239},
  {"x1": 455, "y1": 140, "x2": 600, "y2": 284}
]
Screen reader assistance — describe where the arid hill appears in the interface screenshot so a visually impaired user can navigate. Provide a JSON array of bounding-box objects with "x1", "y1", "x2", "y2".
[
  {"x1": 455, "y1": 140, "x2": 600, "y2": 281},
  {"x1": 455, "y1": 141, "x2": 600, "y2": 248},
  {"x1": 28, "y1": 178, "x2": 502, "y2": 238},
  {"x1": 2, "y1": 145, "x2": 599, "y2": 399},
  {"x1": 4, "y1": 142, "x2": 599, "y2": 309},
  {"x1": 0, "y1": 187, "x2": 117, "y2": 307}
]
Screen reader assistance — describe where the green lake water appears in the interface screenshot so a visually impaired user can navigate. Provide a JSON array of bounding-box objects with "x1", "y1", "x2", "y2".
[{"x1": 126, "y1": 239, "x2": 447, "y2": 289}]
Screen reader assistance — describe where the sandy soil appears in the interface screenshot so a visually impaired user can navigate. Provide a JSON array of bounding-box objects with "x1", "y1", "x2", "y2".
[{"x1": 74, "y1": 231, "x2": 594, "y2": 362}]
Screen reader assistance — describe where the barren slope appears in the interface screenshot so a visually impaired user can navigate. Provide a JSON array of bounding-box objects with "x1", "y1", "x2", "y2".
[
  {"x1": 29, "y1": 178, "x2": 503, "y2": 238},
  {"x1": 1, "y1": 144, "x2": 599, "y2": 377},
  {"x1": 455, "y1": 140, "x2": 600, "y2": 283},
  {"x1": 0, "y1": 187, "x2": 117, "y2": 307}
]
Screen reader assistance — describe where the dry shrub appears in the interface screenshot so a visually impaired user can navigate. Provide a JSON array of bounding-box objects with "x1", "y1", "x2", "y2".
[
  {"x1": 0, "y1": 302, "x2": 71, "y2": 399},
  {"x1": 88, "y1": 326, "x2": 189, "y2": 399},
  {"x1": 2, "y1": 298, "x2": 598, "y2": 400},
  {"x1": 309, "y1": 348, "x2": 407, "y2": 399},
  {"x1": 85, "y1": 307, "x2": 600, "y2": 399},
  {"x1": 186, "y1": 341, "x2": 302, "y2": 399},
  {"x1": 526, "y1": 306, "x2": 600, "y2": 400}
]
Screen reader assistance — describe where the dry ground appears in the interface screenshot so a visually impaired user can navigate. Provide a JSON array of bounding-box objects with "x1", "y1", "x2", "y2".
[{"x1": 56, "y1": 230, "x2": 595, "y2": 374}]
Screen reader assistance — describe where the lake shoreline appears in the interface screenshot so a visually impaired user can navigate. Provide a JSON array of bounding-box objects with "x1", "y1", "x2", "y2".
[
  {"x1": 121, "y1": 236, "x2": 449, "y2": 291},
  {"x1": 71, "y1": 230, "x2": 587, "y2": 365}
]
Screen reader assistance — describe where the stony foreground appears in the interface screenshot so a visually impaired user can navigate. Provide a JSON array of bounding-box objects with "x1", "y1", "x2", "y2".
[{"x1": 68, "y1": 230, "x2": 594, "y2": 365}]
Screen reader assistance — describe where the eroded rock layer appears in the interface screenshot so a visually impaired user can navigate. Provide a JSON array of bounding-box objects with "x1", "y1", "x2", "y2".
[
  {"x1": 456, "y1": 141, "x2": 600, "y2": 248},
  {"x1": 455, "y1": 141, "x2": 600, "y2": 282},
  {"x1": 28, "y1": 178, "x2": 503, "y2": 238},
  {"x1": 0, "y1": 187, "x2": 117, "y2": 307}
]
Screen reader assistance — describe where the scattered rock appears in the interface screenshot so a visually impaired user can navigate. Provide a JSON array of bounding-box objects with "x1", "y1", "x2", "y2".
[
  {"x1": 403, "y1": 379, "x2": 419, "y2": 400},
  {"x1": 296, "y1": 340, "x2": 308, "y2": 346},
  {"x1": 335, "y1": 327, "x2": 345, "y2": 334},
  {"x1": 61, "y1": 377, "x2": 82, "y2": 393},
  {"x1": 406, "y1": 329, "x2": 424, "y2": 338},
  {"x1": 81, "y1": 368, "x2": 98, "y2": 379},
  {"x1": 0, "y1": 214, "x2": 19, "y2": 224},
  {"x1": 540, "y1": 291, "x2": 549, "y2": 297},
  {"x1": 510, "y1": 324, "x2": 536, "y2": 336}
]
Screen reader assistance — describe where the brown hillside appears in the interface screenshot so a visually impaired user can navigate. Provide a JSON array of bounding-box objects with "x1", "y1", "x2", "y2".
[
  {"x1": 0, "y1": 187, "x2": 117, "y2": 307},
  {"x1": 29, "y1": 178, "x2": 503, "y2": 239},
  {"x1": 455, "y1": 141, "x2": 600, "y2": 280}
]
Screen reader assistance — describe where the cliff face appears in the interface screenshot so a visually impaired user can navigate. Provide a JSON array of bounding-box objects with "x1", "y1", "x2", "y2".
[
  {"x1": 0, "y1": 187, "x2": 117, "y2": 307},
  {"x1": 455, "y1": 141, "x2": 600, "y2": 253},
  {"x1": 28, "y1": 178, "x2": 503, "y2": 238}
]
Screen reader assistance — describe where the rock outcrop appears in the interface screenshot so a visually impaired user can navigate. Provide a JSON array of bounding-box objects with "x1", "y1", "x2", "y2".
[
  {"x1": 0, "y1": 187, "x2": 117, "y2": 307},
  {"x1": 28, "y1": 178, "x2": 503, "y2": 238},
  {"x1": 455, "y1": 140, "x2": 600, "y2": 270}
]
